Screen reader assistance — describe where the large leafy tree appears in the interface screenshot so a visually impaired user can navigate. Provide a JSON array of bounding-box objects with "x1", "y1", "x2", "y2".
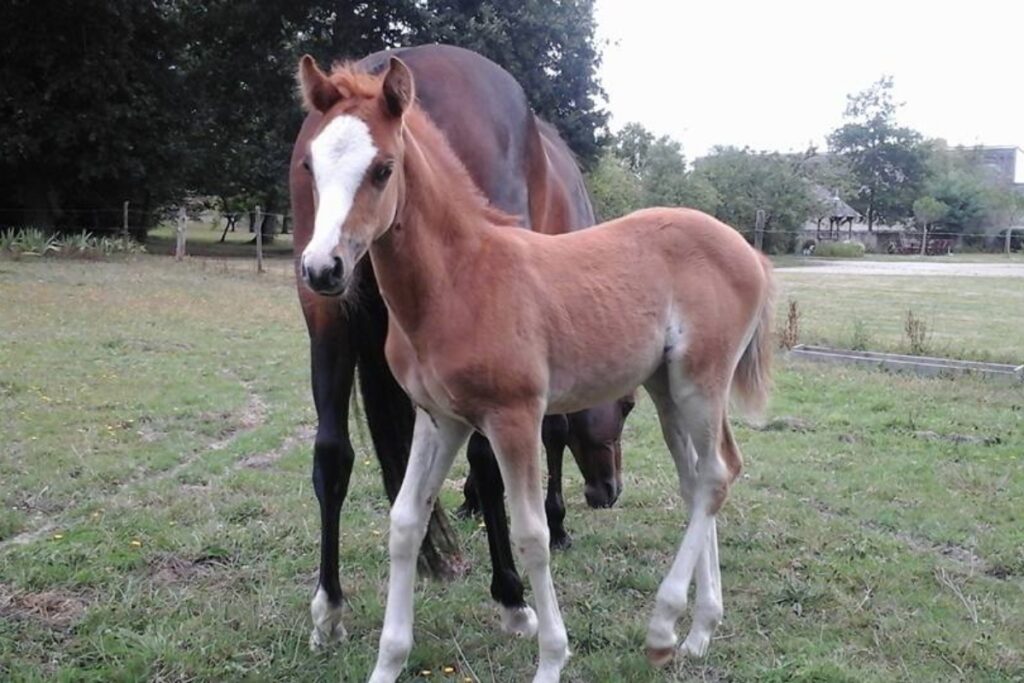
[
  {"x1": 0, "y1": 0, "x2": 188, "y2": 232},
  {"x1": 692, "y1": 147, "x2": 815, "y2": 253},
  {"x1": 828, "y1": 77, "x2": 928, "y2": 230},
  {"x1": 411, "y1": 0, "x2": 607, "y2": 163},
  {"x1": 1, "y1": 1, "x2": 607, "y2": 232}
]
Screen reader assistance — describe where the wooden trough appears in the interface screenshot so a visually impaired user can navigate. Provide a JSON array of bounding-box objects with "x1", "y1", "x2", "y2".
[{"x1": 788, "y1": 344, "x2": 1024, "y2": 382}]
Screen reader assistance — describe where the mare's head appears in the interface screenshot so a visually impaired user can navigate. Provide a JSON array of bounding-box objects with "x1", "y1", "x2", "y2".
[
  {"x1": 295, "y1": 55, "x2": 414, "y2": 296},
  {"x1": 568, "y1": 394, "x2": 636, "y2": 508}
]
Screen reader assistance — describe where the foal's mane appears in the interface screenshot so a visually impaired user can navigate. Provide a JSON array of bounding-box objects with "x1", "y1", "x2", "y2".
[{"x1": 327, "y1": 61, "x2": 521, "y2": 230}]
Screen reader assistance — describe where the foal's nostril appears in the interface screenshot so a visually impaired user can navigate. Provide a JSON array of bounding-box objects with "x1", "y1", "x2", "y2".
[
  {"x1": 300, "y1": 260, "x2": 309, "y2": 280},
  {"x1": 330, "y1": 256, "x2": 343, "y2": 280}
]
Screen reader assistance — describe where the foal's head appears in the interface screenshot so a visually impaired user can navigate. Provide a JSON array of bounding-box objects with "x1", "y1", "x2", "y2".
[{"x1": 296, "y1": 55, "x2": 414, "y2": 296}]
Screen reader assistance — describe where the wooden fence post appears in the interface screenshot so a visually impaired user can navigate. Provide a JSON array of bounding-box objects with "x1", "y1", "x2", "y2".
[
  {"x1": 175, "y1": 206, "x2": 187, "y2": 261},
  {"x1": 122, "y1": 201, "x2": 129, "y2": 242},
  {"x1": 754, "y1": 209, "x2": 765, "y2": 251},
  {"x1": 254, "y1": 205, "x2": 264, "y2": 274},
  {"x1": 1007, "y1": 227, "x2": 1013, "y2": 257},
  {"x1": 920, "y1": 223, "x2": 928, "y2": 256}
]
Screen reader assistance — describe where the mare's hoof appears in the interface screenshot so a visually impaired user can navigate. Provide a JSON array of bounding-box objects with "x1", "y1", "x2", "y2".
[
  {"x1": 500, "y1": 605, "x2": 539, "y2": 638},
  {"x1": 309, "y1": 621, "x2": 347, "y2": 651},
  {"x1": 549, "y1": 531, "x2": 573, "y2": 551},
  {"x1": 453, "y1": 502, "x2": 479, "y2": 520},
  {"x1": 309, "y1": 588, "x2": 347, "y2": 651},
  {"x1": 645, "y1": 645, "x2": 676, "y2": 668}
]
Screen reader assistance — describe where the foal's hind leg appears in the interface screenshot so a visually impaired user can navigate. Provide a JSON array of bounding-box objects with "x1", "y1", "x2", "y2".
[{"x1": 644, "y1": 369, "x2": 730, "y2": 665}]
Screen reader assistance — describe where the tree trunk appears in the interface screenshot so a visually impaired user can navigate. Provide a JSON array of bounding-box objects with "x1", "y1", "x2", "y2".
[{"x1": 867, "y1": 188, "x2": 875, "y2": 232}]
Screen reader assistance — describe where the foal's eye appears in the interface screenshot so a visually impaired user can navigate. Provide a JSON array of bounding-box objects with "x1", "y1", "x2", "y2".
[
  {"x1": 372, "y1": 163, "x2": 393, "y2": 186},
  {"x1": 301, "y1": 158, "x2": 312, "y2": 173}
]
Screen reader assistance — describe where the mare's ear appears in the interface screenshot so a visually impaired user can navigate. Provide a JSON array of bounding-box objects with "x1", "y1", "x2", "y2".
[
  {"x1": 297, "y1": 54, "x2": 342, "y2": 113},
  {"x1": 381, "y1": 57, "x2": 415, "y2": 118}
]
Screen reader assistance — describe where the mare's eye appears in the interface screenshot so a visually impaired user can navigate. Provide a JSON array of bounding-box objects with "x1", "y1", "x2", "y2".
[{"x1": 372, "y1": 163, "x2": 393, "y2": 186}]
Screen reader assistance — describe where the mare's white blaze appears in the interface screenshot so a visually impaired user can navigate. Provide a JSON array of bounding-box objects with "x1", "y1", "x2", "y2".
[{"x1": 303, "y1": 115, "x2": 377, "y2": 274}]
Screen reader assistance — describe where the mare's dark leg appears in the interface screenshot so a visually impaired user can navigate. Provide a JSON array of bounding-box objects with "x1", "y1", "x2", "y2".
[
  {"x1": 467, "y1": 433, "x2": 538, "y2": 637},
  {"x1": 355, "y1": 264, "x2": 463, "y2": 579},
  {"x1": 308, "y1": 314, "x2": 357, "y2": 650},
  {"x1": 542, "y1": 414, "x2": 572, "y2": 550},
  {"x1": 455, "y1": 468, "x2": 482, "y2": 518}
]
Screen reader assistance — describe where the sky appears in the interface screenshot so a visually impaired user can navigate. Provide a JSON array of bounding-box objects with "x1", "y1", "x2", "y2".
[{"x1": 594, "y1": 0, "x2": 1024, "y2": 164}]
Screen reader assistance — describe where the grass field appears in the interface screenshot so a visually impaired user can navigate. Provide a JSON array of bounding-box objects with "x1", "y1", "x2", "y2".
[{"x1": 1, "y1": 257, "x2": 1021, "y2": 682}]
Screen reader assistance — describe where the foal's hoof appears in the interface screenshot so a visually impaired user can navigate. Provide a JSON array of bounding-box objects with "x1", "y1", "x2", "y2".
[
  {"x1": 549, "y1": 531, "x2": 573, "y2": 551},
  {"x1": 645, "y1": 645, "x2": 676, "y2": 668},
  {"x1": 681, "y1": 632, "x2": 711, "y2": 658},
  {"x1": 500, "y1": 605, "x2": 539, "y2": 638}
]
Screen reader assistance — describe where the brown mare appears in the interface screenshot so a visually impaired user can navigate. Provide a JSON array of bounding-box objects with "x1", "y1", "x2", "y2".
[
  {"x1": 290, "y1": 44, "x2": 631, "y2": 650},
  {"x1": 296, "y1": 58, "x2": 774, "y2": 683},
  {"x1": 296, "y1": 57, "x2": 775, "y2": 682}
]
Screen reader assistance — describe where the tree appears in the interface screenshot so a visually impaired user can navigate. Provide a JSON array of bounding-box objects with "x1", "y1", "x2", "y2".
[
  {"x1": 1, "y1": 1, "x2": 608, "y2": 233},
  {"x1": 412, "y1": 0, "x2": 607, "y2": 163},
  {"x1": 912, "y1": 196, "x2": 949, "y2": 254},
  {"x1": 0, "y1": 0, "x2": 189, "y2": 232},
  {"x1": 692, "y1": 147, "x2": 814, "y2": 253},
  {"x1": 828, "y1": 77, "x2": 928, "y2": 230},
  {"x1": 602, "y1": 123, "x2": 719, "y2": 216},
  {"x1": 586, "y1": 152, "x2": 643, "y2": 220}
]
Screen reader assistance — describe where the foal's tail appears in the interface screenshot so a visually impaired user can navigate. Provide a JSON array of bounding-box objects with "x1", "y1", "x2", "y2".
[{"x1": 732, "y1": 254, "x2": 776, "y2": 418}]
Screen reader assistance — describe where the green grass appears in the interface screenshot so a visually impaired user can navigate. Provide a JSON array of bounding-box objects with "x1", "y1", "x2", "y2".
[
  {"x1": 777, "y1": 273, "x2": 1024, "y2": 363},
  {"x1": 147, "y1": 219, "x2": 295, "y2": 259},
  {"x1": 1, "y1": 257, "x2": 1022, "y2": 682}
]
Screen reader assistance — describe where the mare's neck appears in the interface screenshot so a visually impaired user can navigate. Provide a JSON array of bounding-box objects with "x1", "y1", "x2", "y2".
[{"x1": 368, "y1": 109, "x2": 494, "y2": 335}]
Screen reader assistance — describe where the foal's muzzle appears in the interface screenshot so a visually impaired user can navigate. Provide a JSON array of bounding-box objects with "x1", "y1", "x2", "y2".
[{"x1": 301, "y1": 254, "x2": 345, "y2": 296}]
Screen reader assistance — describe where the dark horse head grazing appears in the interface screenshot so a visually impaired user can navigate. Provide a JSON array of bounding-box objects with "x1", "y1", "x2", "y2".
[{"x1": 290, "y1": 44, "x2": 631, "y2": 649}]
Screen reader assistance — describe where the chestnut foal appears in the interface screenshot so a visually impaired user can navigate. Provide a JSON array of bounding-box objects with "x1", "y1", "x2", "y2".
[{"x1": 297, "y1": 57, "x2": 775, "y2": 682}]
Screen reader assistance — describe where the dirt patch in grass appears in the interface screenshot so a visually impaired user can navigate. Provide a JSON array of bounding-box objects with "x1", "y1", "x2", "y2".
[
  {"x1": 0, "y1": 583, "x2": 88, "y2": 629},
  {"x1": 146, "y1": 551, "x2": 238, "y2": 585},
  {"x1": 236, "y1": 424, "x2": 315, "y2": 470}
]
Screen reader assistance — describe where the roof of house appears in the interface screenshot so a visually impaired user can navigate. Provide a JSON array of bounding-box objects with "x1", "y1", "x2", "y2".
[{"x1": 809, "y1": 184, "x2": 861, "y2": 219}]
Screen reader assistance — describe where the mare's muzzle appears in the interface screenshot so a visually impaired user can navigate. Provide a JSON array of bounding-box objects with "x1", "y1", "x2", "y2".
[{"x1": 584, "y1": 477, "x2": 621, "y2": 509}]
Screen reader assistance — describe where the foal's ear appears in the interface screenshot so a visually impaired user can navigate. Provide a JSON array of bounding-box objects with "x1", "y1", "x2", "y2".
[
  {"x1": 297, "y1": 54, "x2": 342, "y2": 113},
  {"x1": 382, "y1": 57, "x2": 414, "y2": 118}
]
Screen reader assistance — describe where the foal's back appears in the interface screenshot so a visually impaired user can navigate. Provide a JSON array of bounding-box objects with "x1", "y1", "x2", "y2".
[{"x1": 494, "y1": 208, "x2": 771, "y2": 412}]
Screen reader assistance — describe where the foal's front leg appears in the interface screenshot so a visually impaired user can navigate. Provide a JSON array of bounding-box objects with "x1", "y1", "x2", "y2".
[
  {"x1": 369, "y1": 410, "x2": 471, "y2": 683},
  {"x1": 487, "y1": 407, "x2": 570, "y2": 683}
]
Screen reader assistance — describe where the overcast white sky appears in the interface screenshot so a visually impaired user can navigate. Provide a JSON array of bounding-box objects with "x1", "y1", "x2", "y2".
[{"x1": 595, "y1": 0, "x2": 1024, "y2": 160}]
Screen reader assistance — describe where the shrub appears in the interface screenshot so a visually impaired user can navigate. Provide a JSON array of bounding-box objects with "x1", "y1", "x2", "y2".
[
  {"x1": 904, "y1": 309, "x2": 930, "y2": 355},
  {"x1": 814, "y1": 240, "x2": 865, "y2": 258},
  {"x1": 1, "y1": 229, "x2": 144, "y2": 259},
  {"x1": 779, "y1": 299, "x2": 801, "y2": 350}
]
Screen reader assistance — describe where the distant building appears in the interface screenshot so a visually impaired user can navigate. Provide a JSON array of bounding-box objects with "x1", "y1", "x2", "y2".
[{"x1": 952, "y1": 145, "x2": 1024, "y2": 189}]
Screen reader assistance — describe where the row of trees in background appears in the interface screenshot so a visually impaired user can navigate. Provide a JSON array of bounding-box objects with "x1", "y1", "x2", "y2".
[
  {"x1": 2, "y1": 1, "x2": 1019, "y2": 250},
  {"x1": 0, "y1": 0, "x2": 605, "y2": 235},
  {"x1": 589, "y1": 77, "x2": 1024, "y2": 252}
]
